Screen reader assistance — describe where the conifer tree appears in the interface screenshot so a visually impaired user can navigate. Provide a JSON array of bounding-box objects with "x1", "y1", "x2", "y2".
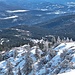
[
  {"x1": 35, "y1": 46, "x2": 41, "y2": 59},
  {"x1": 70, "y1": 38, "x2": 73, "y2": 42},
  {"x1": 32, "y1": 63, "x2": 36, "y2": 75},
  {"x1": 45, "y1": 40, "x2": 49, "y2": 51},
  {"x1": 6, "y1": 59, "x2": 14, "y2": 75},
  {"x1": 24, "y1": 55, "x2": 33, "y2": 75},
  {"x1": 61, "y1": 39, "x2": 64, "y2": 43},
  {"x1": 22, "y1": 44, "x2": 33, "y2": 75},
  {"x1": 0, "y1": 52, "x2": 3, "y2": 61},
  {"x1": 13, "y1": 50, "x2": 18, "y2": 59},
  {"x1": 43, "y1": 40, "x2": 49, "y2": 52},
  {"x1": 57, "y1": 36, "x2": 61, "y2": 44},
  {"x1": 17, "y1": 67, "x2": 21, "y2": 75},
  {"x1": 66, "y1": 37, "x2": 69, "y2": 42},
  {"x1": 26, "y1": 43, "x2": 30, "y2": 51}
]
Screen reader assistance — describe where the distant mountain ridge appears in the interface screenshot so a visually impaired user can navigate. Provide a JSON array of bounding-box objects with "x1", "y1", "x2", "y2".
[
  {"x1": 0, "y1": 0, "x2": 75, "y2": 10},
  {"x1": 0, "y1": 1, "x2": 24, "y2": 11},
  {"x1": 0, "y1": 0, "x2": 75, "y2": 49},
  {"x1": 36, "y1": 14, "x2": 75, "y2": 40},
  {"x1": 0, "y1": 1, "x2": 75, "y2": 29}
]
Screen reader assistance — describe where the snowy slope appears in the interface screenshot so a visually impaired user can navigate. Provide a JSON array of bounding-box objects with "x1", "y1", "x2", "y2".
[
  {"x1": 0, "y1": 42, "x2": 75, "y2": 75},
  {"x1": 34, "y1": 42, "x2": 75, "y2": 75},
  {"x1": 58, "y1": 69, "x2": 75, "y2": 75}
]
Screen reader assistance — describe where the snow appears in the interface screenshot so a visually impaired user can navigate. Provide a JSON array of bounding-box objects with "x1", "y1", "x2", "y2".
[
  {"x1": 54, "y1": 42, "x2": 75, "y2": 51},
  {"x1": 40, "y1": 9, "x2": 48, "y2": 11},
  {"x1": 0, "y1": 60, "x2": 6, "y2": 68},
  {"x1": 51, "y1": 55, "x2": 61, "y2": 66},
  {"x1": 31, "y1": 48, "x2": 36, "y2": 54},
  {"x1": 71, "y1": 54, "x2": 75, "y2": 62},
  {"x1": 0, "y1": 16, "x2": 18, "y2": 20},
  {"x1": 46, "y1": 11, "x2": 66, "y2": 15},
  {"x1": 38, "y1": 67, "x2": 46, "y2": 74},
  {"x1": 16, "y1": 60, "x2": 25, "y2": 69},
  {"x1": 12, "y1": 19, "x2": 17, "y2": 22},
  {"x1": 54, "y1": 11, "x2": 66, "y2": 14},
  {"x1": 0, "y1": 40, "x2": 4, "y2": 45},
  {"x1": 7, "y1": 10, "x2": 29, "y2": 13},
  {"x1": 0, "y1": 45, "x2": 28, "y2": 75},
  {"x1": 0, "y1": 42, "x2": 75, "y2": 75},
  {"x1": 31, "y1": 39, "x2": 39, "y2": 44},
  {"x1": 58, "y1": 69, "x2": 75, "y2": 75}
]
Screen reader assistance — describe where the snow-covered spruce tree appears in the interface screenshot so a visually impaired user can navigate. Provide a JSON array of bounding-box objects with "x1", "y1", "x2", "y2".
[
  {"x1": 60, "y1": 59, "x2": 69, "y2": 69},
  {"x1": 44, "y1": 66, "x2": 50, "y2": 75},
  {"x1": 17, "y1": 67, "x2": 22, "y2": 75},
  {"x1": 60, "y1": 49, "x2": 67, "y2": 60},
  {"x1": 0, "y1": 52, "x2": 3, "y2": 61},
  {"x1": 52, "y1": 67, "x2": 61, "y2": 74},
  {"x1": 35, "y1": 45, "x2": 41, "y2": 59},
  {"x1": 61, "y1": 37, "x2": 66, "y2": 43},
  {"x1": 61, "y1": 39, "x2": 64, "y2": 43},
  {"x1": 70, "y1": 38, "x2": 73, "y2": 42},
  {"x1": 22, "y1": 44, "x2": 33, "y2": 75},
  {"x1": 24, "y1": 55, "x2": 33, "y2": 75},
  {"x1": 57, "y1": 36, "x2": 61, "y2": 44},
  {"x1": 66, "y1": 37, "x2": 70, "y2": 42},
  {"x1": 13, "y1": 49, "x2": 18, "y2": 59},
  {"x1": 43, "y1": 40, "x2": 49, "y2": 53},
  {"x1": 64, "y1": 37, "x2": 66, "y2": 41},
  {"x1": 32, "y1": 63, "x2": 37, "y2": 75},
  {"x1": 68, "y1": 62, "x2": 74, "y2": 69},
  {"x1": 26, "y1": 43, "x2": 30, "y2": 51},
  {"x1": 38, "y1": 42, "x2": 44, "y2": 50},
  {"x1": 6, "y1": 59, "x2": 14, "y2": 75},
  {"x1": 49, "y1": 48, "x2": 56, "y2": 58},
  {"x1": 45, "y1": 40, "x2": 49, "y2": 51},
  {"x1": 65, "y1": 54, "x2": 73, "y2": 61}
]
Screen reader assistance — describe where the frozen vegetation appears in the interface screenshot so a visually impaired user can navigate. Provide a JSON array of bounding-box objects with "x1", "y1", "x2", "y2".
[{"x1": 0, "y1": 37, "x2": 75, "y2": 75}]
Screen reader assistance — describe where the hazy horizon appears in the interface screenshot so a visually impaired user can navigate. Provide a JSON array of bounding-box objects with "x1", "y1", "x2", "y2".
[{"x1": 0, "y1": 0, "x2": 75, "y2": 4}]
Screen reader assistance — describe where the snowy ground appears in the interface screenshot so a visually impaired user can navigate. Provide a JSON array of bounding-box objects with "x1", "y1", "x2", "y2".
[
  {"x1": 58, "y1": 69, "x2": 75, "y2": 75},
  {"x1": 0, "y1": 15, "x2": 18, "y2": 20},
  {"x1": 7, "y1": 10, "x2": 29, "y2": 13}
]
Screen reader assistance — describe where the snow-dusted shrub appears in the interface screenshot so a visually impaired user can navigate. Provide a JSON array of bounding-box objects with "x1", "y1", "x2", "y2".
[
  {"x1": 49, "y1": 48, "x2": 56, "y2": 58},
  {"x1": 60, "y1": 59, "x2": 69, "y2": 68},
  {"x1": 65, "y1": 55, "x2": 73, "y2": 61},
  {"x1": 53, "y1": 68, "x2": 60, "y2": 74},
  {"x1": 60, "y1": 50, "x2": 67, "y2": 60},
  {"x1": 46, "y1": 62, "x2": 52, "y2": 68}
]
